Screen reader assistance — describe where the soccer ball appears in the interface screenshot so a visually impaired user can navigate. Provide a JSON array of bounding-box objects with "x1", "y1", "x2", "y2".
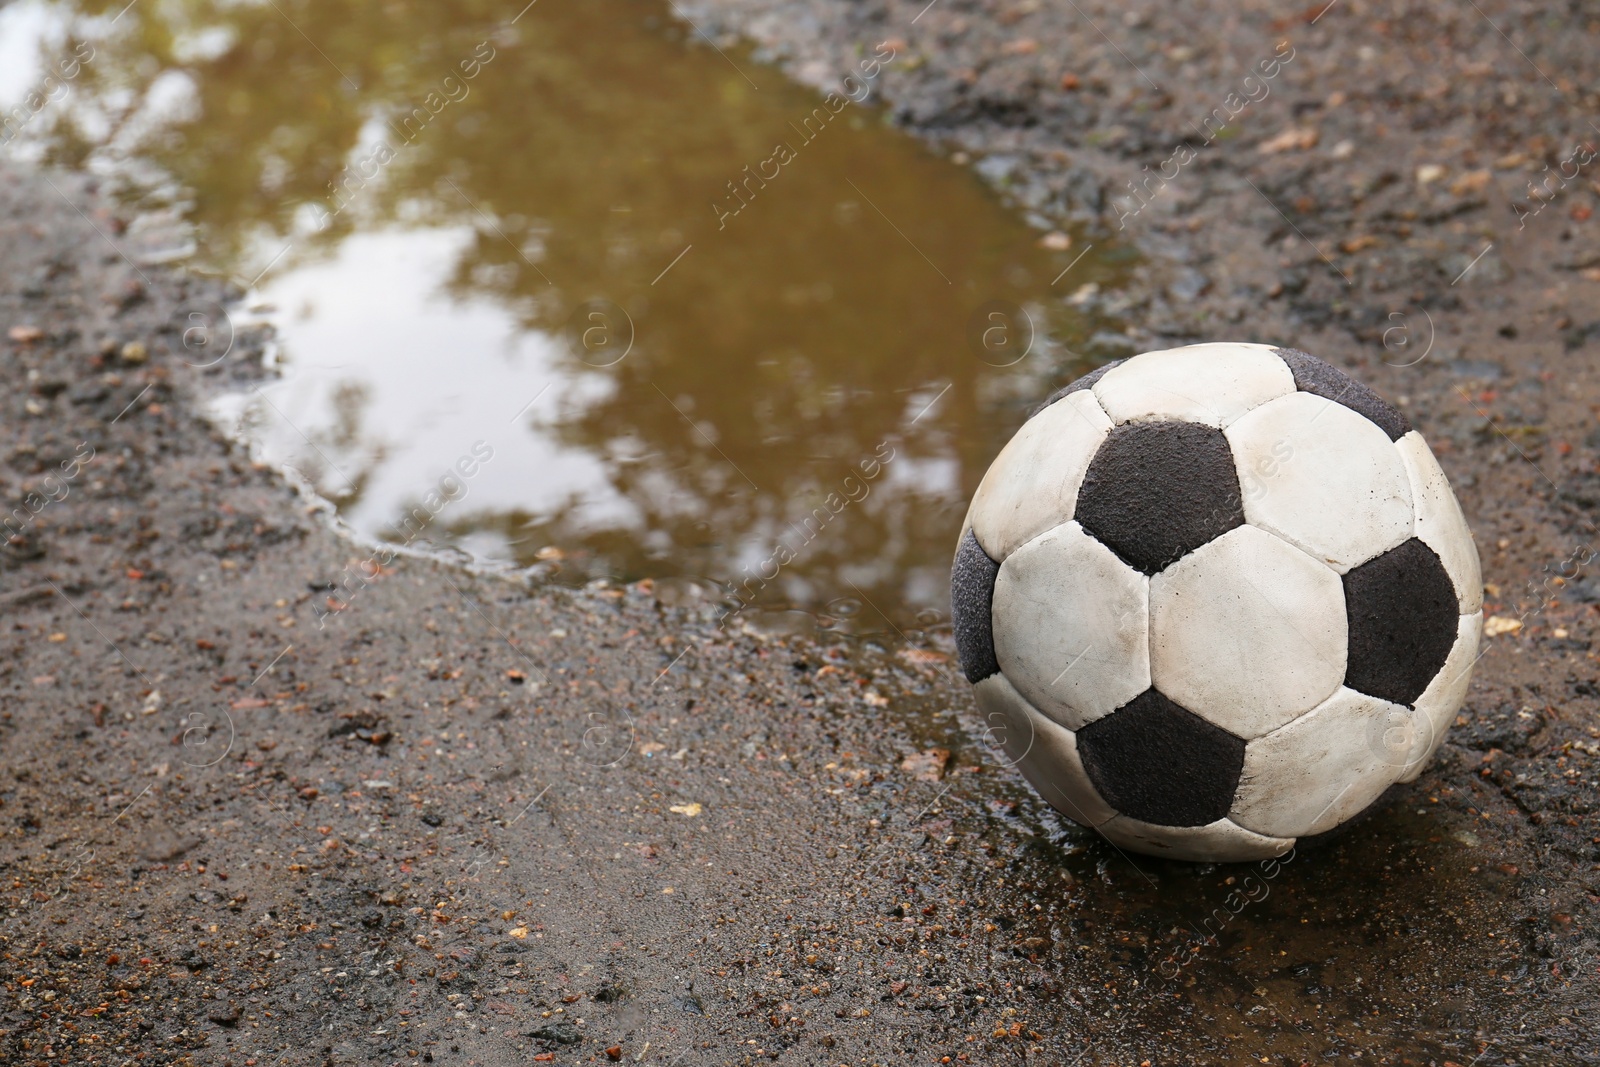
[{"x1": 953, "y1": 343, "x2": 1482, "y2": 862}]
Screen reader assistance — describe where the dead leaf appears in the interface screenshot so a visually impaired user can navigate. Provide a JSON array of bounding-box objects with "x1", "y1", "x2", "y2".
[
  {"x1": 901, "y1": 748, "x2": 951, "y2": 782},
  {"x1": 1258, "y1": 127, "x2": 1319, "y2": 153},
  {"x1": 1450, "y1": 169, "x2": 1493, "y2": 196}
]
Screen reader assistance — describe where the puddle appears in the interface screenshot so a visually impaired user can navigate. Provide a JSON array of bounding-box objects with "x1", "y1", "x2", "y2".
[{"x1": 3, "y1": 0, "x2": 1131, "y2": 630}]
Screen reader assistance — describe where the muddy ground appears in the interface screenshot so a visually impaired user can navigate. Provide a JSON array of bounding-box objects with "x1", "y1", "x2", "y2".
[{"x1": 3, "y1": 1, "x2": 1600, "y2": 1064}]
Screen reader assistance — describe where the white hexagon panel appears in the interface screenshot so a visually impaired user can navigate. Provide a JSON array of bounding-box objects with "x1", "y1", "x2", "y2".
[
  {"x1": 1095, "y1": 814, "x2": 1293, "y2": 864},
  {"x1": 965, "y1": 388, "x2": 1111, "y2": 561},
  {"x1": 972, "y1": 673, "x2": 1117, "y2": 827},
  {"x1": 1149, "y1": 525, "x2": 1347, "y2": 740},
  {"x1": 1227, "y1": 390, "x2": 1414, "y2": 573},
  {"x1": 1231, "y1": 687, "x2": 1413, "y2": 839},
  {"x1": 1092, "y1": 342, "x2": 1295, "y2": 428},
  {"x1": 1400, "y1": 610, "x2": 1484, "y2": 782},
  {"x1": 1396, "y1": 431, "x2": 1484, "y2": 613},
  {"x1": 992, "y1": 521, "x2": 1149, "y2": 731}
]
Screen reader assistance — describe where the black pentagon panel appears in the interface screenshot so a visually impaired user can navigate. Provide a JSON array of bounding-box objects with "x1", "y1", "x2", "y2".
[
  {"x1": 1026, "y1": 359, "x2": 1124, "y2": 421},
  {"x1": 1274, "y1": 347, "x2": 1413, "y2": 441},
  {"x1": 1295, "y1": 782, "x2": 1408, "y2": 850},
  {"x1": 1074, "y1": 421, "x2": 1244, "y2": 575},
  {"x1": 950, "y1": 529, "x2": 1001, "y2": 684},
  {"x1": 1076, "y1": 689, "x2": 1246, "y2": 827},
  {"x1": 1343, "y1": 537, "x2": 1459, "y2": 705}
]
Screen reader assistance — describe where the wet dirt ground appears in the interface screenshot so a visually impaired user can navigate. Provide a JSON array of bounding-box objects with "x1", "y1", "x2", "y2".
[{"x1": 4, "y1": 1, "x2": 1600, "y2": 1065}]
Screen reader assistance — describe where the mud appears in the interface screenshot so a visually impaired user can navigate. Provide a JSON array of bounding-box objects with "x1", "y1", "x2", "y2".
[{"x1": 4, "y1": 0, "x2": 1600, "y2": 1064}]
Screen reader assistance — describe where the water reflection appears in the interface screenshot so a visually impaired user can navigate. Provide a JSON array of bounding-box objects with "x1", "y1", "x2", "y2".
[{"x1": 9, "y1": 0, "x2": 1132, "y2": 629}]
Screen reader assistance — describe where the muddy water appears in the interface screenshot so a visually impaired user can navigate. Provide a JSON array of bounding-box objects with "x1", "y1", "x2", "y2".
[{"x1": 4, "y1": 0, "x2": 1129, "y2": 630}]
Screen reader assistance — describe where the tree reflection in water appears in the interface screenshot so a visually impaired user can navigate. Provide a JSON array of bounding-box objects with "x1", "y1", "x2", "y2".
[{"x1": 22, "y1": 0, "x2": 1129, "y2": 630}]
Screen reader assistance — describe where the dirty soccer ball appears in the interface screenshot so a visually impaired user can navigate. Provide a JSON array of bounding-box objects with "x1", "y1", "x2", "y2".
[{"x1": 952, "y1": 343, "x2": 1482, "y2": 862}]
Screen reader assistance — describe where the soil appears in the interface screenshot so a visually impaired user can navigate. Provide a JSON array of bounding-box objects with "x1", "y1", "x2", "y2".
[{"x1": 4, "y1": 1, "x2": 1600, "y2": 1065}]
